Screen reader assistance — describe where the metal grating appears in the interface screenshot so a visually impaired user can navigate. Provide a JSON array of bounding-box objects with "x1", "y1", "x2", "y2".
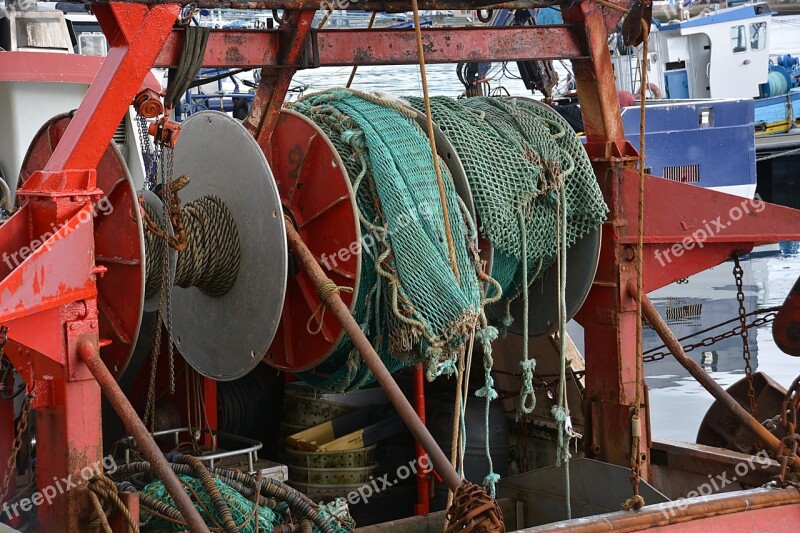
[
  {"x1": 662, "y1": 164, "x2": 700, "y2": 183},
  {"x1": 112, "y1": 120, "x2": 127, "y2": 146}
]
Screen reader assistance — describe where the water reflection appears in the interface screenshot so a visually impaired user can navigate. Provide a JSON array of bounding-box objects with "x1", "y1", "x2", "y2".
[{"x1": 647, "y1": 242, "x2": 800, "y2": 441}]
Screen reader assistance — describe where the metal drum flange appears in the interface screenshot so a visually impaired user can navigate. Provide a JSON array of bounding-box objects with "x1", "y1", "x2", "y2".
[
  {"x1": 264, "y1": 109, "x2": 360, "y2": 372},
  {"x1": 488, "y1": 228, "x2": 601, "y2": 336},
  {"x1": 21, "y1": 113, "x2": 145, "y2": 379},
  {"x1": 170, "y1": 111, "x2": 287, "y2": 381}
]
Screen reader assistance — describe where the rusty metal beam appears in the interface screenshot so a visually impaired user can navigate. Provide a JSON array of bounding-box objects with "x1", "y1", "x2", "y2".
[
  {"x1": 78, "y1": 340, "x2": 211, "y2": 533},
  {"x1": 154, "y1": 26, "x2": 583, "y2": 68},
  {"x1": 244, "y1": 9, "x2": 316, "y2": 148},
  {"x1": 564, "y1": 0, "x2": 647, "y2": 480},
  {"x1": 78, "y1": 0, "x2": 584, "y2": 12},
  {"x1": 284, "y1": 218, "x2": 463, "y2": 492}
]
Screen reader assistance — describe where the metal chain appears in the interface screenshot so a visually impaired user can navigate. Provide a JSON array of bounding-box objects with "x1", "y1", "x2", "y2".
[
  {"x1": 733, "y1": 257, "x2": 757, "y2": 415},
  {"x1": 136, "y1": 115, "x2": 157, "y2": 191},
  {"x1": 142, "y1": 144, "x2": 177, "y2": 430},
  {"x1": 1, "y1": 389, "x2": 33, "y2": 505},
  {"x1": 643, "y1": 309, "x2": 778, "y2": 363},
  {"x1": 163, "y1": 147, "x2": 176, "y2": 396},
  {"x1": 774, "y1": 374, "x2": 800, "y2": 486}
]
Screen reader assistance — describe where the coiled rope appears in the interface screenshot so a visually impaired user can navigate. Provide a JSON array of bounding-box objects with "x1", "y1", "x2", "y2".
[{"x1": 142, "y1": 194, "x2": 242, "y2": 298}]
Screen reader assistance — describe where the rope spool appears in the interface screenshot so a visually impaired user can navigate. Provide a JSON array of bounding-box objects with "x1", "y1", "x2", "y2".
[
  {"x1": 142, "y1": 194, "x2": 242, "y2": 299},
  {"x1": 166, "y1": 111, "x2": 287, "y2": 381}
]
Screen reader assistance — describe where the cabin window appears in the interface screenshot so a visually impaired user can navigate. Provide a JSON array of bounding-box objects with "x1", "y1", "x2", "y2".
[
  {"x1": 730, "y1": 25, "x2": 747, "y2": 53},
  {"x1": 750, "y1": 22, "x2": 767, "y2": 50},
  {"x1": 78, "y1": 33, "x2": 108, "y2": 57}
]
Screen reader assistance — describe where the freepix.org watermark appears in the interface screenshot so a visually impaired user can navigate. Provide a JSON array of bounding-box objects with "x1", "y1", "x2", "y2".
[
  {"x1": 2, "y1": 455, "x2": 118, "y2": 521},
  {"x1": 343, "y1": 454, "x2": 433, "y2": 505},
  {"x1": 654, "y1": 194, "x2": 766, "y2": 267},
  {"x1": 658, "y1": 449, "x2": 772, "y2": 519},
  {"x1": 1, "y1": 196, "x2": 114, "y2": 270}
]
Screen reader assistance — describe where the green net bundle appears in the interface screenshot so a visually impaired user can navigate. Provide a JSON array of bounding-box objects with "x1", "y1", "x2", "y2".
[
  {"x1": 405, "y1": 96, "x2": 608, "y2": 309},
  {"x1": 141, "y1": 475, "x2": 279, "y2": 532},
  {"x1": 140, "y1": 475, "x2": 354, "y2": 532},
  {"x1": 291, "y1": 90, "x2": 496, "y2": 391}
]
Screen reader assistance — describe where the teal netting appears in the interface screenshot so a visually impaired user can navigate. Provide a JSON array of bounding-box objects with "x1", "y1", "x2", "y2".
[
  {"x1": 405, "y1": 96, "x2": 608, "y2": 304},
  {"x1": 140, "y1": 475, "x2": 353, "y2": 532},
  {"x1": 291, "y1": 90, "x2": 490, "y2": 391}
]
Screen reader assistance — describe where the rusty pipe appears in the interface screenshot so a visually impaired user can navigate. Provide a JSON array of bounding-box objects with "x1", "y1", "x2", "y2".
[
  {"x1": 514, "y1": 487, "x2": 800, "y2": 532},
  {"x1": 284, "y1": 220, "x2": 463, "y2": 491},
  {"x1": 77, "y1": 340, "x2": 211, "y2": 533},
  {"x1": 633, "y1": 288, "x2": 799, "y2": 472}
]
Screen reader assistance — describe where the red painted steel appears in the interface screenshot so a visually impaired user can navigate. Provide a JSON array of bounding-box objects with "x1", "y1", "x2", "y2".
[
  {"x1": 154, "y1": 26, "x2": 582, "y2": 68},
  {"x1": 244, "y1": 10, "x2": 317, "y2": 148},
  {"x1": 265, "y1": 110, "x2": 360, "y2": 371},
  {"x1": 774, "y1": 276, "x2": 800, "y2": 356},
  {"x1": 413, "y1": 364, "x2": 431, "y2": 516},
  {"x1": 43, "y1": 3, "x2": 180, "y2": 172},
  {"x1": 20, "y1": 114, "x2": 144, "y2": 379},
  {"x1": 564, "y1": 1, "x2": 649, "y2": 478}
]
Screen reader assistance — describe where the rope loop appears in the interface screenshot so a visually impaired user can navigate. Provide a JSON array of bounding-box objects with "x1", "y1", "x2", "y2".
[{"x1": 307, "y1": 282, "x2": 354, "y2": 335}]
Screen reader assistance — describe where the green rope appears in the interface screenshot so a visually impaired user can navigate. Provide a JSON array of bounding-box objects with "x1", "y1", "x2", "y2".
[{"x1": 553, "y1": 186, "x2": 573, "y2": 519}]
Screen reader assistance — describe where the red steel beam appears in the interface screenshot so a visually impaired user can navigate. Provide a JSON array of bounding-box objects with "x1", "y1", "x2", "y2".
[
  {"x1": 563, "y1": 1, "x2": 649, "y2": 480},
  {"x1": 154, "y1": 26, "x2": 583, "y2": 68},
  {"x1": 43, "y1": 3, "x2": 180, "y2": 172},
  {"x1": 244, "y1": 9, "x2": 317, "y2": 148}
]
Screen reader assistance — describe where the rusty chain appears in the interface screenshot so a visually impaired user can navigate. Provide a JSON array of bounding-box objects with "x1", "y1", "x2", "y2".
[
  {"x1": 1, "y1": 388, "x2": 33, "y2": 506},
  {"x1": 733, "y1": 257, "x2": 758, "y2": 416},
  {"x1": 642, "y1": 307, "x2": 778, "y2": 363},
  {"x1": 774, "y1": 374, "x2": 800, "y2": 487}
]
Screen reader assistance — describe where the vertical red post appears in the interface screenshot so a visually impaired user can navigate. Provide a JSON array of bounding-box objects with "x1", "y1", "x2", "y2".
[
  {"x1": 244, "y1": 9, "x2": 317, "y2": 149},
  {"x1": 413, "y1": 364, "x2": 430, "y2": 515},
  {"x1": 563, "y1": 2, "x2": 651, "y2": 478},
  {"x1": 203, "y1": 377, "x2": 218, "y2": 447}
]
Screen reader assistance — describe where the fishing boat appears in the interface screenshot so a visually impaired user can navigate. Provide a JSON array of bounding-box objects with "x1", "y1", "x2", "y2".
[{"x1": 1, "y1": 2, "x2": 799, "y2": 532}]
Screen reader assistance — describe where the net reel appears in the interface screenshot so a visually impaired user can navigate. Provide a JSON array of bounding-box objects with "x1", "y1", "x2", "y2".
[
  {"x1": 264, "y1": 109, "x2": 361, "y2": 372},
  {"x1": 21, "y1": 113, "x2": 146, "y2": 378}
]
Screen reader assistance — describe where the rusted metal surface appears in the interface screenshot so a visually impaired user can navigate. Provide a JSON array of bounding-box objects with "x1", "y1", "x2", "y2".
[
  {"x1": 562, "y1": 0, "x2": 647, "y2": 478},
  {"x1": 774, "y1": 275, "x2": 800, "y2": 356},
  {"x1": 81, "y1": 0, "x2": 575, "y2": 11},
  {"x1": 614, "y1": 170, "x2": 800, "y2": 293},
  {"x1": 44, "y1": 3, "x2": 180, "y2": 172},
  {"x1": 77, "y1": 340, "x2": 210, "y2": 533},
  {"x1": 154, "y1": 26, "x2": 583, "y2": 68},
  {"x1": 696, "y1": 372, "x2": 788, "y2": 454},
  {"x1": 284, "y1": 219, "x2": 463, "y2": 491},
  {"x1": 515, "y1": 487, "x2": 800, "y2": 532},
  {"x1": 20, "y1": 114, "x2": 145, "y2": 379},
  {"x1": 264, "y1": 110, "x2": 359, "y2": 372},
  {"x1": 637, "y1": 290, "x2": 798, "y2": 471},
  {"x1": 244, "y1": 9, "x2": 316, "y2": 148},
  {"x1": 649, "y1": 438, "x2": 780, "y2": 500}
]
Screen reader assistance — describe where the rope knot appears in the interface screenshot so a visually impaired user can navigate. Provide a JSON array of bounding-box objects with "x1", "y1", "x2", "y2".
[
  {"x1": 306, "y1": 281, "x2": 354, "y2": 335},
  {"x1": 476, "y1": 373, "x2": 498, "y2": 401},
  {"x1": 516, "y1": 357, "x2": 537, "y2": 418},
  {"x1": 622, "y1": 494, "x2": 646, "y2": 511},
  {"x1": 476, "y1": 325, "x2": 499, "y2": 345}
]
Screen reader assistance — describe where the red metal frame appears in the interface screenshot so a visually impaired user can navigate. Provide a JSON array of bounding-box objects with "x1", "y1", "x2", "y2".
[{"x1": 2, "y1": 1, "x2": 800, "y2": 529}]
